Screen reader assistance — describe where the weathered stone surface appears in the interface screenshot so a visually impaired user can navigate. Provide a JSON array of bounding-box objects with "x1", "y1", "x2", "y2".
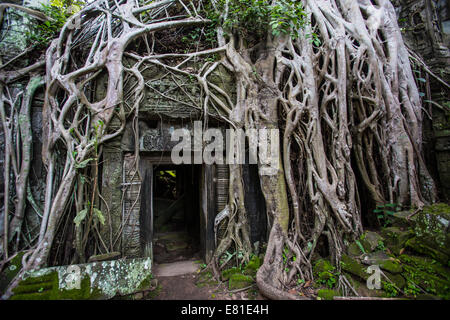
[
  {"x1": 381, "y1": 227, "x2": 415, "y2": 255},
  {"x1": 360, "y1": 231, "x2": 384, "y2": 252},
  {"x1": 347, "y1": 242, "x2": 363, "y2": 256},
  {"x1": 391, "y1": 210, "x2": 417, "y2": 228},
  {"x1": 10, "y1": 257, "x2": 152, "y2": 300},
  {"x1": 383, "y1": 272, "x2": 406, "y2": 289},
  {"x1": 413, "y1": 204, "x2": 450, "y2": 257},
  {"x1": 362, "y1": 251, "x2": 403, "y2": 274},
  {"x1": 405, "y1": 237, "x2": 449, "y2": 265},
  {"x1": 99, "y1": 151, "x2": 123, "y2": 253},
  {"x1": 340, "y1": 254, "x2": 369, "y2": 281}
]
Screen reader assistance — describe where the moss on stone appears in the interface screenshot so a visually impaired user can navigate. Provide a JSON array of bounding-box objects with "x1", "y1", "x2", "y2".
[
  {"x1": 347, "y1": 242, "x2": 363, "y2": 256},
  {"x1": 313, "y1": 259, "x2": 334, "y2": 275},
  {"x1": 317, "y1": 289, "x2": 340, "y2": 300},
  {"x1": 379, "y1": 259, "x2": 403, "y2": 274},
  {"x1": 383, "y1": 272, "x2": 406, "y2": 289},
  {"x1": 405, "y1": 237, "x2": 449, "y2": 265},
  {"x1": 9, "y1": 257, "x2": 152, "y2": 300},
  {"x1": 402, "y1": 264, "x2": 450, "y2": 299},
  {"x1": 399, "y1": 255, "x2": 450, "y2": 282},
  {"x1": 221, "y1": 267, "x2": 241, "y2": 280},
  {"x1": 412, "y1": 203, "x2": 450, "y2": 257},
  {"x1": 11, "y1": 272, "x2": 103, "y2": 300},
  {"x1": 391, "y1": 211, "x2": 417, "y2": 228},
  {"x1": 360, "y1": 231, "x2": 384, "y2": 252},
  {"x1": 243, "y1": 255, "x2": 261, "y2": 276},
  {"x1": 0, "y1": 252, "x2": 25, "y2": 292},
  {"x1": 145, "y1": 284, "x2": 162, "y2": 299},
  {"x1": 381, "y1": 227, "x2": 414, "y2": 255},
  {"x1": 228, "y1": 274, "x2": 254, "y2": 290},
  {"x1": 340, "y1": 254, "x2": 368, "y2": 281},
  {"x1": 137, "y1": 274, "x2": 154, "y2": 291}
]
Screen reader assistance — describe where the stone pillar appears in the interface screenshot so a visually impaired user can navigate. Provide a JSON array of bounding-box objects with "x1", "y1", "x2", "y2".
[{"x1": 100, "y1": 137, "x2": 123, "y2": 253}]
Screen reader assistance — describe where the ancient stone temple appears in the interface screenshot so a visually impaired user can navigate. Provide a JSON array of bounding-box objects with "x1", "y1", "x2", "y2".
[
  {"x1": 1, "y1": 0, "x2": 450, "y2": 301},
  {"x1": 95, "y1": 59, "x2": 268, "y2": 264}
]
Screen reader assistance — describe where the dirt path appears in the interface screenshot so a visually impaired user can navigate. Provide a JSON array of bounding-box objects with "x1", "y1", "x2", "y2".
[
  {"x1": 144, "y1": 260, "x2": 265, "y2": 300},
  {"x1": 153, "y1": 274, "x2": 218, "y2": 300}
]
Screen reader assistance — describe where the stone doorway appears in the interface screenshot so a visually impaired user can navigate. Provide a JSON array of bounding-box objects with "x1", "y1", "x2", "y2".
[{"x1": 148, "y1": 164, "x2": 201, "y2": 264}]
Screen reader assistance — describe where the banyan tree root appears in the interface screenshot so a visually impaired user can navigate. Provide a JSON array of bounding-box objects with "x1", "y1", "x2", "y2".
[
  {"x1": 2, "y1": 0, "x2": 209, "y2": 299},
  {"x1": 0, "y1": 0, "x2": 437, "y2": 300},
  {"x1": 212, "y1": 0, "x2": 436, "y2": 299}
]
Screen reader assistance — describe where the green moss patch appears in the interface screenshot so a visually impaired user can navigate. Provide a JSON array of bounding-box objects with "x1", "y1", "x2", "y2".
[
  {"x1": 11, "y1": 272, "x2": 102, "y2": 300},
  {"x1": 317, "y1": 289, "x2": 340, "y2": 300},
  {"x1": 381, "y1": 227, "x2": 414, "y2": 255},
  {"x1": 360, "y1": 231, "x2": 384, "y2": 252},
  {"x1": 340, "y1": 255, "x2": 368, "y2": 281},
  {"x1": 221, "y1": 267, "x2": 241, "y2": 280},
  {"x1": 405, "y1": 237, "x2": 449, "y2": 265},
  {"x1": 243, "y1": 255, "x2": 261, "y2": 276},
  {"x1": 399, "y1": 255, "x2": 450, "y2": 281},
  {"x1": 228, "y1": 274, "x2": 254, "y2": 290},
  {"x1": 0, "y1": 252, "x2": 25, "y2": 293}
]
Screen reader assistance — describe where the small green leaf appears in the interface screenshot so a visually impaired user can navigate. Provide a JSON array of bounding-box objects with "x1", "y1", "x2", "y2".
[
  {"x1": 74, "y1": 209, "x2": 88, "y2": 227},
  {"x1": 355, "y1": 240, "x2": 366, "y2": 254},
  {"x1": 93, "y1": 208, "x2": 105, "y2": 225}
]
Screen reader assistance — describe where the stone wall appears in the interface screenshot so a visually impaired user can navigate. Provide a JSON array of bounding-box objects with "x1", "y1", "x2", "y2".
[
  {"x1": 2, "y1": 255, "x2": 153, "y2": 300},
  {"x1": 394, "y1": 0, "x2": 450, "y2": 199}
]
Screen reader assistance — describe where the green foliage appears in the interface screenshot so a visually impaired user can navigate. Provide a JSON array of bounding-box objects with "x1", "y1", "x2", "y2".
[
  {"x1": 382, "y1": 281, "x2": 399, "y2": 297},
  {"x1": 376, "y1": 240, "x2": 386, "y2": 252},
  {"x1": 212, "y1": 0, "x2": 309, "y2": 40},
  {"x1": 355, "y1": 239, "x2": 366, "y2": 254},
  {"x1": 74, "y1": 208, "x2": 88, "y2": 227},
  {"x1": 317, "y1": 288, "x2": 340, "y2": 300},
  {"x1": 74, "y1": 202, "x2": 104, "y2": 227},
  {"x1": 182, "y1": 25, "x2": 218, "y2": 49},
  {"x1": 26, "y1": 0, "x2": 84, "y2": 47},
  {"x1": 403, "y1": 281, "x2": 421, "y2": 297},
  {"x1": 314, "y1": 259, "x2": 339, "y2": 289},
  {"x1": 374, "y1": 203, "x2": 401, "y2": 227}
]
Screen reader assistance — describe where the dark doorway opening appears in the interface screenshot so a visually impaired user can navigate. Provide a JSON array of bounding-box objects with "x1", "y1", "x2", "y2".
[{"x1": 152, "y1": 164, "x2": 201, "y2": 263}]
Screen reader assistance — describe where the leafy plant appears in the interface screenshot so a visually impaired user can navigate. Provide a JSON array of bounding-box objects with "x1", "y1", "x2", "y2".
[
  {"x1": 355, "y1": 239, "x2": 366, "y2": 254},
  {"x1": 26, "y1": 0, "x2": 84, "y2": 46},
  {"x1": 383, "y1": 281, "x2": 399, "y2": 297},
  {"x1": 376, "y1": 240, "x2": 386, "y2": 251},
  {"x1": 374, "y1": 203, "x2": 401, "y2": 227},
  {"x1": 404, "y1": 281, "x2": 421, "y2": 297},
  {"x1": 213, "y1": 0, "x2": 308, "y2": 40}
]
